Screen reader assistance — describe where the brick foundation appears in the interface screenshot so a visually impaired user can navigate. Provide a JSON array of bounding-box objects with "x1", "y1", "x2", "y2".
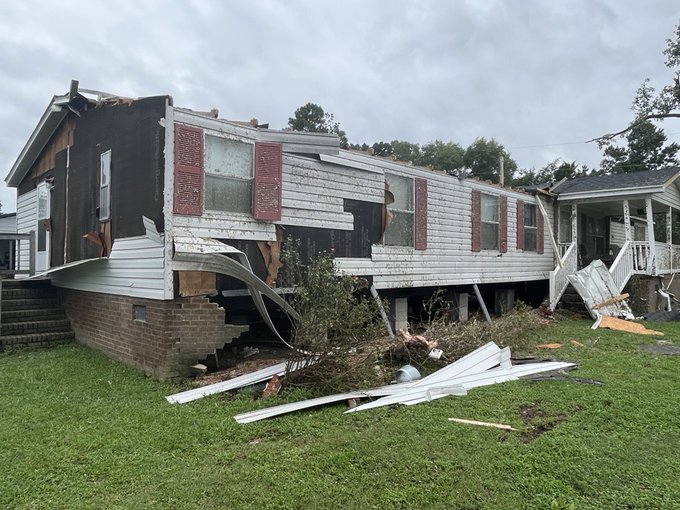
[{"x1": 58, "y1": 289, "x2": 247, "y2": 378}]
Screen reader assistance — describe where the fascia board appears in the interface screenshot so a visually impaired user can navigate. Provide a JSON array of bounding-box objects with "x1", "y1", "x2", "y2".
[
  {"x1": 172, "y1": 108, "x2": 340, "y2": 155},
  {"x1": 6, "y1": 96, "x2": 69, "y2": 187},
  {"x1": 556, "y1": 186, "x2": 664, "y2": 201}
]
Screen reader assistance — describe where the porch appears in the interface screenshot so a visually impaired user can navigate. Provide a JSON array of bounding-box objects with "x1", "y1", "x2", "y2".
[{"x1": 549, "y1": 196, "x2": 680, "y2": 310}]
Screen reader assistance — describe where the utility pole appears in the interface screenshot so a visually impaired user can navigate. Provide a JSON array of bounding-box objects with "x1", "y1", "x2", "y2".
[{"x1": 499, "y1": 156, "x2": 505, "y2": 187}]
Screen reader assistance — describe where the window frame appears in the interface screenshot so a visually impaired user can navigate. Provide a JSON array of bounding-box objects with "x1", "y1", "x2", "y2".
[
  {"x1": 203, "y1": 134, "x2": 255, "y2": 215},
  {"x1": 99, "y1": 150, "x2": 111, "y2": 221},
  {"x1": 523, "y1": 203, "x2": 538, "y2": 252},
  {"x1": 480, "y1": 193, "x2": 500, "y2": 251},
  {"x1": 384, "y1": 173, "x2": 415, "y2": 247}
]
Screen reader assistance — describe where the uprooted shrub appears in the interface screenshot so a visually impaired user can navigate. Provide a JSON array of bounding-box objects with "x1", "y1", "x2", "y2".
[
  {"x1": 424, "y1": 299, "x2": 545, "y2": 361},
  {"x1": 280, "y1": 243, "x2": 388, "y2": 393}
]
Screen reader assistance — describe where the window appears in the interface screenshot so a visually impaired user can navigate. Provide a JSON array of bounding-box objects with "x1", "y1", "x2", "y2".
[
  {"x1": 524, "y1": 203, "x2": 537, "y2": 251},
  {"x1": 558, "y1": 205, "x2": 572, "y2": 243},
  {"x1": 384, "y1": 174, "x2": 414, "y2": 247},
  {"x1": 481, "y1": 193, "x2": 499, "y2": 250},
  {"x1": 100, "y1": 150, "x2": 111, "y2": 221},
  {"x1": 132, "y1": 305, "x2": 146, "y2": 322},
  {"x1": 204, "y1": 135, "x2": 253, "y2": 214},
  {"x1": 37, "y1": 182, "x2": 50, "y2": 253}
]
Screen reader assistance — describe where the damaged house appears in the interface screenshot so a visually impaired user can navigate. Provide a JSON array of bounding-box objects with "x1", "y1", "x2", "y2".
[{"x1": 10, "y1": 81, "x2": 676, "y2": 377}]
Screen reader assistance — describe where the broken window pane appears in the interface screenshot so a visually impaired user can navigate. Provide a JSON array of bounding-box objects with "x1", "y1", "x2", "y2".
[
  {"x1": 387, "y1": 174, "x2": 413, "y2": 211},
  {"x1": 384, "y1": 211, "x2": 414, "y2": 247},
  {"x1": 205, "y1": 175, "x2": 252, "y2": 214},
  {"x1": 205, "y1": 135, "x2": 253, "y2": 178},
  {"x1": 384, "y1": 174, "x2": 414, "y2": 247}
]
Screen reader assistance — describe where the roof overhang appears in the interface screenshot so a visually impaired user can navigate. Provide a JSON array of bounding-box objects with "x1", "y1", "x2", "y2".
[
  {"x1": 555, "y1": 185, "x2": 666, "y2": 201},
  {"x1": 6, "y1": 80, "x2": 97, "y2": 188}
]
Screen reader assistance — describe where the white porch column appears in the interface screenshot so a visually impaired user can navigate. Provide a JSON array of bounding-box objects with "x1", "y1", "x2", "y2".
[
  {"x1": 645, "y1": 198, "x2": 656, "y2": 274},
  {"x1": 623, "y1": 200, "x2": 632, "y2": 242},
  {"x1": 571, "y1": 203, "x2": 578, "y2": 246},
  {"x1": 667, "y1": 206, "x2": 673, "y2": 272}
]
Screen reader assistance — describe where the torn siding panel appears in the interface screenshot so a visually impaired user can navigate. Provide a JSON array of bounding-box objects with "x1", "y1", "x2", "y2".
[
  {"x1": 49, "y1": 235, "x2": 166, "y2": 299},
  {"x1": 335, "y1": 173, "x2": 555, "y2": 290}
]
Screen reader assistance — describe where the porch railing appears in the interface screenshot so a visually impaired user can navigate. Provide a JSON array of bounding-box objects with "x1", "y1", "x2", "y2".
[
  {"x1": 0, "y1": 232, "x2": 34, "y2": 277},
  {"x1": 549, "y1": 242, "x2": 577, "y2": 310},
  {"x1": 631, "y1": 241, "x2": 651, "y2": 273},
  {"x1": 609, "y1": 240, "x2": 634, "y2": 293}
]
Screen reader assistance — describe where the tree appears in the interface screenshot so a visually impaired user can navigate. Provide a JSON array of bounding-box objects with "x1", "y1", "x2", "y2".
[
  {"x1": 601, "y1": 119, "x2": 679, "y2": 173},
  {"x1": 370, "y1": 141, "x2": 394, "y2": 157},
  {"x1": 419, "y1": 140, "x2": 465, "y2": 174},
  {"x1": 288, "y1": 103, "x2": 348, "y2": 148},
  {"x1": 463, "y1": 137, "x2": 517, "y2": 183},
  {"x1": 592, "y1": 22, "x2": 680, "y2": 144},
  {"x1": 390, "y1": 140, "x2": 421, "y2": 163},
  {"x1": 511, "y1": 160, "x2": 590, "y2": 187}
]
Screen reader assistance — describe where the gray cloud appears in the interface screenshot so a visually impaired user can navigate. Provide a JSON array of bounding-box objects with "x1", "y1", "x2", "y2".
[{"x1": 1, "y1": 0, "x2": 678, "y2": 212}]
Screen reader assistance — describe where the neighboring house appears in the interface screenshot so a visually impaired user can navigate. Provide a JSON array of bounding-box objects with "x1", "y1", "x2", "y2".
[
  {"x1": 6, "y1": 81, "x2": 559, "y2": 377},
  {"x1": 0, "y1": 212, "x2": 17, "y2": 271},
  {"x1": 548, "y1": 167, "x2": 680, "y2": 309}
]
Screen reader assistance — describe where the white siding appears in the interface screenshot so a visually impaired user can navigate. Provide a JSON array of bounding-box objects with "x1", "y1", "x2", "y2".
[
  {"x1": 655, "y1": 182, "x2": 680, "y2": 210},
  {"x1": 334, "y1": 158, "x2": 556, "y2": 290},
  {"x1": 0, "y1": 214, "x2": 17, "y2": 233},
  {"x1": 172, "y1": 153, "x2": 385, "y2": 240},
  {"x1": 49, "y1": 235, "x2": 166, "y2": 299},
  {"x1": 610, "y1": 219, "x2": 626, "y2": 246},
  {"x1": 16, "y1": 190, "x2": 37, "y2": 277},
  {"x1": 280, "y1": 155, "x2": 383, "y2": 230}
]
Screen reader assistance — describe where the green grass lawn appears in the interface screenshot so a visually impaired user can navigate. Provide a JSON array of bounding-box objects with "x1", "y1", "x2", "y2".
[{"x1": 2, "y1": 318, "x2": 680, "y2": 509}]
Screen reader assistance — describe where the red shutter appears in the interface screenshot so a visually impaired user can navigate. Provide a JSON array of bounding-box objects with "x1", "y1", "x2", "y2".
[
  {"x1": 516, "y1": 199, "x2": 525, "y2": 250},
  {"x1": 471, "y1": 189, "x2": 481, "y2": 252},
  {"x1": 537, "y1": 205, "x2": 544, "y2": 254},
  {"x1": 173, "y1": 124, "x2": 204, "y2": 216},
  {"x1": 414, "y1": 178, "x2": 428, "y2": 250},
  {"x1": 253, "y1": 142, "x2": 283, "y2": 221},
  {"x1": 500, "y1": 195, "x2": 508, "y2": 253}
]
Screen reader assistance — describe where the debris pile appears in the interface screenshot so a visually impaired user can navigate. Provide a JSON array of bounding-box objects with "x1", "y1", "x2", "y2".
[{"x1": 165, "y1": 341, "x2": 577, "y2": 423}]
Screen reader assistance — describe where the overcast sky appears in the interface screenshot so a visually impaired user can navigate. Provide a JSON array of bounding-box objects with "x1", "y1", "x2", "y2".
[{"x1": 1, "y1": 0, "x2": 679, "y2": 212}]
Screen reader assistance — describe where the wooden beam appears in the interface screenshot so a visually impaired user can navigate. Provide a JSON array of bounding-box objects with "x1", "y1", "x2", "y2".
[{"x1": 592, "y1": 293, "x2": 630, "y2": 310}]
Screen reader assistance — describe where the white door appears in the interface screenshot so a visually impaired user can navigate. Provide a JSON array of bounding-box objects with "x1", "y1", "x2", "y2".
[{"x1": 36, "y1": 181, "x2": 50, "y2": 272}]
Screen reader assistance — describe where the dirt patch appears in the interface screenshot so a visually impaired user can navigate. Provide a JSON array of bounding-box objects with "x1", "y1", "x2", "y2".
[{"x1": 518, "y1": 402, "x2": 568, "y2": 443}]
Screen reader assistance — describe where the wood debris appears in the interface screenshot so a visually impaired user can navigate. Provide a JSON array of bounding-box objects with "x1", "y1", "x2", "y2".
[
  {"x1": 448, "y1": 418, "x2": 518, "y2": 431},
  {"x1": 536, "y1": 343, "x2": 562, "y2": 349},
  {"x1": 595, "y1": 316, "x2": 664, "y2": 336}
]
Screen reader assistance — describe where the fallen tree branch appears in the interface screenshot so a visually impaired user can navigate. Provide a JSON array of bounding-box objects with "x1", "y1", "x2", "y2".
[{"x1": 587, "y1": 113, "x2": 680, "y2": 143}]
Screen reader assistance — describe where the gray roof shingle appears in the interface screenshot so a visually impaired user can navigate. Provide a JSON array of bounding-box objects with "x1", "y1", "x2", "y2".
[{"x1": 552, "y1": 166, "x2": 680, "y2": 195}]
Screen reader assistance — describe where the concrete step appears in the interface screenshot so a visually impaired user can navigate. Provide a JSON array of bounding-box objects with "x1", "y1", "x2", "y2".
[
  {"x1": 1, "y1": 319, "x2": 72, "y2": 336},
  {"x1": 1, "y1": 331, "x2": 75, "y2": 347},
  {"x1": 2, "y1": 308, "x2": 66, "y2": 323}
]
